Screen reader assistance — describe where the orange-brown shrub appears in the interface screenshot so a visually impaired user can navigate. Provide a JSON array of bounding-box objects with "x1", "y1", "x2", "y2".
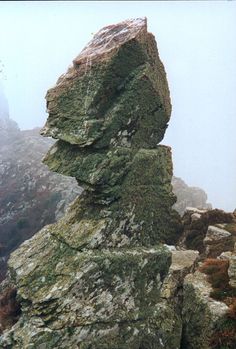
[
  {"x1": 228, "y1": 299, "x2": 236, "y2": 320},
  {"x1": 200, "y1": 258, "x2": 236, "y2": 347},
  {"x1": 0, "y1": 287, "x2": 21, "y2": 333},
  {"x1": 210, "y1": 327, "x2": 236, "y2": 348},
  {"x1": 199, "y1": 259, "x2": 230, "y2": 289}
]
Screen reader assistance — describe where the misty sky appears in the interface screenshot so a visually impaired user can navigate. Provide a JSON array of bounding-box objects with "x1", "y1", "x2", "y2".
[{"x1": 0, "y1": 1, "x2": 235, "y2": 211}]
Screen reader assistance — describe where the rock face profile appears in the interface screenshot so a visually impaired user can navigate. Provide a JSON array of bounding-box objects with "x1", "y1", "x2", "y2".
[
  {"x1": 0, "y1": 18, "x2": 183, "y2": 348},
  {"x1": 41, "y1": 16, "x2": 182, "y2": 247}
]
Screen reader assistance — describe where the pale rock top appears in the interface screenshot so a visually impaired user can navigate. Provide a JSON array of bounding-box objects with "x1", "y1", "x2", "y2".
[
  {"x1": 205, "y1": 225, "x2": 232, "y2": 240},
  {"x1": 73, "y1": 17, "x2": 147, "y2": 66}
]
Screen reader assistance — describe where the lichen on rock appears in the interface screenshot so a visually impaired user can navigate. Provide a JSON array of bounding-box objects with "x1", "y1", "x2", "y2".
[
  {"x1": 0, "y1": 18, "x2": 183, "y2": 348},
  {"x1": 182, "y1": 271, "x2": 229, "y2": 349}
]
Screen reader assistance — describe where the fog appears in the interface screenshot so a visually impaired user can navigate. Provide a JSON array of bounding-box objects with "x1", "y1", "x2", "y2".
[{"x1": 0, "y1": 1, "x2": 235, "y2": 211}]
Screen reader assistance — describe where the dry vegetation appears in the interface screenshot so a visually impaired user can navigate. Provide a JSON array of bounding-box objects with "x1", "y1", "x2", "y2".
[
  {"x1": 0, "y1": 287, "x2": 21, "y2": 334},
  {"x1": 199, "y1": 258, "x2": 236, "y2": 348}
]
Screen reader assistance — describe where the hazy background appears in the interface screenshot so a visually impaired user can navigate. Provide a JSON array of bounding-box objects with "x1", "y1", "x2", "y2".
[{"x1": 0, "y1": 1, "x2": 235, "y2": 211}]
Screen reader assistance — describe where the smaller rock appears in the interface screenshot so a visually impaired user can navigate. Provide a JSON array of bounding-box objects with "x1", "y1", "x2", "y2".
[
  {"x1": 228, "y1": 254, "x2": 236, "y2": 288},
  {"x1": 185, "y1": 207, "x2": 207, "y2": 215},
  {"x1": 182, "y1": 271, "x2": 229, "y2": 349},
  {"x1": 191, "y1": 213, "x2": 201, "y2": 221},
  {"x1": 204, "y1": 225, "x2": 234, "y2": 258},
  {"x1": 158, "y1": 249, "x2": 199, "y2": 349},
  {"x1": 218, "y1": 251, "x2": 232, "y2": 260},
  {"x1": 171, "y1": 250, "x2": 199, "y2": 272},
  {"x1": 228, "y1": 243, "x2": 236, "y2": 288},
  {"x1": 161, "y1": 249, "x2": 199, "y2": 299},
  {"x1": 215, "y1": 243, "x2": 236, "y2": 288},
  {"x1": 163, "y1": 244, "x2": 176, "y2": 252}
]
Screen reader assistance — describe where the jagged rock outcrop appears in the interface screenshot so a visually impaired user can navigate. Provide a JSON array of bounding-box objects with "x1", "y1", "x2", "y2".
[
  {"x1": 172, "y1": 176, "x2": 211, "y2": 216},
  {"x1": 1, "y1": 18, "x2": 234, "y2": 349},
  {"x1": 0, "y1": 18, "x2": 183, "y2": 348}
]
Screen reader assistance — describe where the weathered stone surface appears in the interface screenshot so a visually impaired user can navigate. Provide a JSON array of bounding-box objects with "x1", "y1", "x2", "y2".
[
  {"x1": 41, "y1": 18, "x2": 171, "y2": 149},
  {"x1": 228, "y1": 243, "x2": 236, "y2": 288},
  {"x1": 204, "y1": 225, "x2": 234, "y2": 258},
  {"x1": 0, "y1": 227, "x2": 172, "y2": 348},
  {"x1": 0, "y1": 311, "x2": 181, "y2": 349},
  {"x1": 41, "y1": 17, "x2": 182, "y2": 247},
  {"x1": 158, "y1": 249, "x2": 199, "y2": 349},
  {"x1": 185, "y1": 207, "x2": 208, "y2": 215},
  {"x1": 0, "y1": 18, "x2": 182, "y2": 348},
  {"x1": 182, "y1": 271, "x2": 229, "y2": 349},
  {"x1": 7, "y1": 226, "x2": 170, "y2": 326},
  {"x1": 44, "y1": 145, "x2": 181, "y2": 247},
  {"x1": 161, "y1": 249, "x2": 199, "y2": 299},
  {"x1": 179, "y1": 208, "x2": 234, "y2": 254},
  {"x1": 228, "y1": 256, "x2": 236, "y2": 288}
]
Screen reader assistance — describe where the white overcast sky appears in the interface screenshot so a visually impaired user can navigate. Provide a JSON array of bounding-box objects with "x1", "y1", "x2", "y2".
[{"x1": 0, "y1": 1, "x2": 235, "y2": 211}]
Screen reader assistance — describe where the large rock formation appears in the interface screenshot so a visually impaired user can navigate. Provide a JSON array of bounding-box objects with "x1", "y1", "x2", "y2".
[
  {"x1": 0, "y1": 18, "x2": 183, "y2": 348},
  {"x1": 2, "y1": 18, "x2": 234, "y2": 349}
]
